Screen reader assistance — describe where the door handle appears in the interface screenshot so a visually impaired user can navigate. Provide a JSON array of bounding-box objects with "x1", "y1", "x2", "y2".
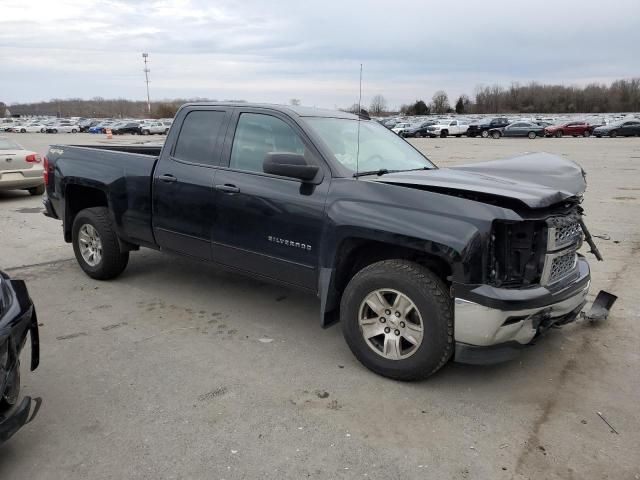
[
  {"x1": 159, "y1": 174, "x2": 177, "y2": 183},
  {"x1": 215, "y1": 184, "x2": 240, "y2": 194}
]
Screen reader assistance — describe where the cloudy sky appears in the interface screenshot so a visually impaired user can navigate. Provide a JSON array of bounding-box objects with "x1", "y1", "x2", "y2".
[{"x1": 1, "y1": 0, "x2": 638, "y2": 109}]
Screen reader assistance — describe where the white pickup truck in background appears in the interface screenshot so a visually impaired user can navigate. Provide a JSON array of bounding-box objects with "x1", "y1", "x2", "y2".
[{"x1": 426, "y1": 119, "x2": 469, "y2": 138}]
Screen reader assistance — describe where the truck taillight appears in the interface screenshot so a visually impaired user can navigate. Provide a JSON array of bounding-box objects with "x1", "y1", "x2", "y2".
[
  {"x1": 26, "y1": 153, "x2": 41, "y2": 163},
  {"x1": 43, "y1": 156, "x2": 49, "y2": 185}
]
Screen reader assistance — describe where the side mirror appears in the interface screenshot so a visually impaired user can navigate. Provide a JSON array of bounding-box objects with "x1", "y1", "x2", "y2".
[{"x1": 263, "y1": 153, "x2": 320, "y2": 182}]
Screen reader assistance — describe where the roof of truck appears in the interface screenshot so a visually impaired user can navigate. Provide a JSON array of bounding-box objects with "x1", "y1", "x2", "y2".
[{"x1": 180, "y1": 102, "x2": 359, "y2": 120}]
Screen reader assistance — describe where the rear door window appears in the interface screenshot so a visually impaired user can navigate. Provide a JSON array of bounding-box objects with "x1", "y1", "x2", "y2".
[{"x1": 173, "y1": 110, "x2": 228, "y2": 166}]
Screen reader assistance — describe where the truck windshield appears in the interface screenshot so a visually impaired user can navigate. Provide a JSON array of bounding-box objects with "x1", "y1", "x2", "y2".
[{"x1": 307, "y1": 118, "x2": 434, "y2": 174}]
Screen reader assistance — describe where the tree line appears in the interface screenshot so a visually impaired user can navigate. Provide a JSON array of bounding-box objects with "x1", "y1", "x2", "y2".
[
  {"x1": 383, "y1": 78, "x2": 640, "y2": 116},
  {"x1": 3, "y1": 78, "x2": 639, "y2": 119}
]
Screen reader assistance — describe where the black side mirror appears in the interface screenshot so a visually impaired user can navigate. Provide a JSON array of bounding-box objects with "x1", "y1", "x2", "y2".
[{"x1": 263, "y1": 153, "x2": 320, "y2": 182}]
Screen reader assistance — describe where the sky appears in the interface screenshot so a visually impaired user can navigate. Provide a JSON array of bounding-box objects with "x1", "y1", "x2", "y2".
[{"x1": 0, "y1": 0, "x2": 638, "y2": 109}]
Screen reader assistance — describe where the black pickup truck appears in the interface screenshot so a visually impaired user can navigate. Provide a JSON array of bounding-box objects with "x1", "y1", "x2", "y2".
[
  {"x1": 467, "y1": 117, "x2": 510, "y2": 137},
  {"x1": 43, "y1": 103, "x2": 595, "y2": 380}
]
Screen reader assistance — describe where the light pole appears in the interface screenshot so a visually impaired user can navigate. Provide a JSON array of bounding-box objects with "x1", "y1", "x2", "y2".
[{"x1": 142, "y1": 53, "x2": 151, "y2": 116}]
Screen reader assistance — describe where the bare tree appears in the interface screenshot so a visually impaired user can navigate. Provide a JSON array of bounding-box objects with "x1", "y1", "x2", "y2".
[
  {"x1": 432, "y1": 91, "x2": 450, "y2": 114},
  {"x1": 369, "y1": 94, "x2": 387, "y2": 115}
]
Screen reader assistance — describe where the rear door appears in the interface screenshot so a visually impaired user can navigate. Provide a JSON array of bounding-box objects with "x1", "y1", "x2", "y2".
[
  {"x1": 152, "y1": 107, "x2": 231, "y2": 259},
  {"x1": 211, "y1": 108, "x2": 330, "y2": 290}
]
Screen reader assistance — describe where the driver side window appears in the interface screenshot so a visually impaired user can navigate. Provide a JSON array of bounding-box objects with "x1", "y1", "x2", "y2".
[{"x1": 229, "y1": 113, "x2": 306, "y2": 173}]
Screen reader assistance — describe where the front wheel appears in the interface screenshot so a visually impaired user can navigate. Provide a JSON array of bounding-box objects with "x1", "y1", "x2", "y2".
[
  {"x1": 340, "y1": 260, "x2": 453, "y2": 381},
  {"x1": 481, "y1": 130, "x2": 489, "y2": 138},
  {"x1": 142, "y1": 130, "x2": 150, "y2": 135},
  {"x1": 528, "y1": 131, "x2": 537, "y2": 139},
  {"x1": 609, "y1": 130, "x2": 617, "y2": 138},
  {"x1": 440, "y1": 130, "x2": 448, "y2": 138},
  {"x1": 583, "y1": 130, "x2": 591, "y2": 137},
  {"x1": 555, "y1": 130, "x2": 563, "y2": 138},
  {"x1": 491, "y1": 130, "x2": 501, "y2": 139},
  {"x1": 72, "y1": 207, "x2": 129, "y2": 280}
]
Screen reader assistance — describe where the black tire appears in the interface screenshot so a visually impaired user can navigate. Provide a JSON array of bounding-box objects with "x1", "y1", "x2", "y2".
[
  {"x1": 440, "y1": 130, "x2": 448, "y2": 138},
  {"x1": 481, "y1": 130, "x2": 489, "y2": 138},
  {"x1": 142, "y1": 130, "x2": 150, "y2": 136},
  {"x1": 52, "y1": 129, "x2": 58, "y2": 134},
  {"x1": 71, "y1": 129, "x2": 78, "y2": 133},
  {"x1": 72, "y1": 207, "x2": 129, "y2": 280},
  {"x1": 340, "y1": 260, "x2": 453, "y2": 381},
  {"x1": 555, "y1": 130, "x2": 563, "y2": 138},
  {"x1": 491, "y1": 130, "x2": 501, "y2": 139},
  {"x1": 20, "y1": 128, "x2": 26, "y2": 133},
  {"x1": 40, "y1": 128, "x2": 45, "y2": 133},
  {"x1": 28, "y1": 185, "x2": 45, "y2": 195},
  {"x1": 583, "y1": 130, "x2": 591, "y2": 137},
  {"x1": 455, "y1": 134, "x2": 462, "y2": 138},
  {"x1": 609, "y1": 130, "x2": 617, "y2": 138},
  {"x1": 528, "y1": 131, "x2": 537, "y2": 139}
]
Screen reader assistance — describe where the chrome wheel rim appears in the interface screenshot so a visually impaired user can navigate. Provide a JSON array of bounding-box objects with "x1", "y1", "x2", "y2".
[
  {"x1": 358, "y1": 289, "x2": 424, "y2": 360},
  {"x1": 78, "y1": 224, "x2": 103, "y2": 266}
]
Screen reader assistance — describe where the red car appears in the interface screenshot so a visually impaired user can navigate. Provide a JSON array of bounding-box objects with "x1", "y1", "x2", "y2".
[{"x1": 544, "y1": 121, "x2": 593, "y2": 138}]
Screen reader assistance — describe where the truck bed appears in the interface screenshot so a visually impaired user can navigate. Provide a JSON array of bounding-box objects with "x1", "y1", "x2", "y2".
[{"x1": 45, "y1": 144, "x2": 160, "y2": 247}]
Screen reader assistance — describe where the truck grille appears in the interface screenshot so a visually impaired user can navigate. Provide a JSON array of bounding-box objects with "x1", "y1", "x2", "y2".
[
  {"x1": 547, "y1": 216, "x2": 582, "y2": 250},
  {"x1": 541, "y1": 214, "x2": 583, "y2": 286}
]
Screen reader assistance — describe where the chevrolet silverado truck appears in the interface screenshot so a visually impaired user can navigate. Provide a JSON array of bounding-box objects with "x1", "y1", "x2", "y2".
[{"x1": 43, "y1": 103, "x2": 595, "y2": 380}]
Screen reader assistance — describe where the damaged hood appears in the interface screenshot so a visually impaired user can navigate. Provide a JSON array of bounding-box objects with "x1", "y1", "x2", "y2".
[{"x1": 371, "y1": 153, "x2": 586, "y2": 208}]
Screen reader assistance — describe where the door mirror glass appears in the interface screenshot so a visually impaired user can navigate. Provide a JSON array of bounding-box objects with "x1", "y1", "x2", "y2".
[{"x1": 263, "y1": 153, "x2": 319, "y2": 182}]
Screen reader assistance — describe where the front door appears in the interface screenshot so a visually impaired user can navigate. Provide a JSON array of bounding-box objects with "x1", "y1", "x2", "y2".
[
  {"x1": 212, "y1": 109, "x2": 330, "y2": 290},
  {"x1": 152, "y1": 107, "x2": 230, "y2": 259}
]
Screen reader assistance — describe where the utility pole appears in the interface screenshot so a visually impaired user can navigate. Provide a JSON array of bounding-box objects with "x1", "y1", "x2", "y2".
[{"x1": 142, "y1": 53, "x2": 151, "y2": 116}]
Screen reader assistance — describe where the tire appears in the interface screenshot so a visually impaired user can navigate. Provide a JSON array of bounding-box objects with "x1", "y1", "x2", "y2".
[
  {"x1": 491, "y1": 130, "x2": 501, "y2": 139},
  {"x1": 583, "y1": 130, "x2": 591, "y2": 137},
  {"x1": 455, "y1": 134, "x2": 462, "y2": 138},
  {"x1": 20, "y1": 128, "x2": 26, "y2": 133},
  {"x1": 71, "y1": 129, "x2": 78, "y2": 133},
  {"x1": 440, "y1": 130, "x2": 448, "y2": 138},
  {"x1": 72, "y1": 207, "x2": 129, "y2": 280},
  {"x1": 528, "y1": 131, "x2": 537, "y2": 139},
  {"x1": 28, "y1": 185, "x2": 45, "y2": 196},
  {"x1": 52, "y1": 129, "x2": 58, "y2": 133},
  {"x1": 554, "y1": 130, "x2": 563, "y2": 138},
  {"x1": 40, "y1": 128, "x2": 45, "y2": 133},
  {"x1": 481, "y1": 130, "x2": 489, "y2": 138},
  {"x1": 609, "y1": 130, "x2": 617, "y2": 138},
  {"x1": 142, "y1": 130, "x2": 150, "y2": 136},
  {"x1": 340, "y1": 260, "x2": 453, "y2": 381}
]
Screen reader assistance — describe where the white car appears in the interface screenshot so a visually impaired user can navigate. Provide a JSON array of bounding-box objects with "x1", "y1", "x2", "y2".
[
  {"x1": 46, "y1": 123, "x2": 80, "y2": 133},
  {"x1": 12, "y1": 123, "x2": 47, "y2": 133},
  {"x1": 140, "y1": 121, "x2": 167, "y2": 135},
  {"x1": 426, "y1": 119, "x2": 469, "y2": 138},
  {"x1": 391, "y1": 122, "x2": 412, "y2": 135},
  {"x1": 0, "y1": 136, "x2": 45, "y2": 195}
]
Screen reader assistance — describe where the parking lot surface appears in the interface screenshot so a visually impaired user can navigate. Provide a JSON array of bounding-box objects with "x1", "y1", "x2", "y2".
[{"x1": 1, "y1": 133, "x2": 639, "y2": 479}]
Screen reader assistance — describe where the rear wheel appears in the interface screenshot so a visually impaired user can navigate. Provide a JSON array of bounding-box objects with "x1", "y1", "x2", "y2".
[
  {"x1": 142, "y1": 130, "x2": 150, "y2": 135},
  {"x1": 28, "y1": 185, "x2": 45, "y2": 196},
  {"x1": 40, "y1": 128, "x2": 45, "y2": 133},
  {"x1": 609, "y1": 130, "x2": 618, "y2": 138},
  {"x1": 440, "y1": 130, "x2": 448, "y2": 138},
  {"x1": 20, "y1": 129, "x2": 26, "y2": 133},
  {"x1": 52, "y1": 129, "x2": 58, "y2": 133},
  {"x1": 583, "y1": 130, "x2": 591, "y2": 137},
  {"x1": 71, "y1": 129, "x2": 78, "y2": 133},
  {"x1": 340, "y1": 260, "x2": 453, "y2": 381},
  {"x1": 555, "y1": 130, "x2": 563, "y2": 138},
  {"x1": 72, "y1": 207, "x2": 129, "y2": 280},
  {"x1": 481, "y1": 130, "x2": 489, "y2": 138},
  {"x1": 528, "y1": 131, "x2": 537, "y2": 139},
  {"x1": 491, "y1": 130, "x2": 501, "y2": 139}
]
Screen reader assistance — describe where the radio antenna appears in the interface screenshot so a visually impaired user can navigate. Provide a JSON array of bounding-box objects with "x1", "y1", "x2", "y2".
[{"x1": 355, "y1": 63, "x2": 363, "y2": 178}]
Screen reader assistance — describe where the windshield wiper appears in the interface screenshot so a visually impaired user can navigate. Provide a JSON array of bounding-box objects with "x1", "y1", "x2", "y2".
[
  {"x1": 353, "y1": 166, "x2": 431, "y2": 178},
  {"x1": 353, "y1": 169, "x2": 389, "y2": 178}
]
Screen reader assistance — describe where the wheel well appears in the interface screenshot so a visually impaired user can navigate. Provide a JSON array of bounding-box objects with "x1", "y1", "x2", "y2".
[
  {"x1": 64, "y1": 185, "x2": 108, "y2": 242},
  {"x1": 332, "y1": 239, "x2": 452, "y2": 296}
]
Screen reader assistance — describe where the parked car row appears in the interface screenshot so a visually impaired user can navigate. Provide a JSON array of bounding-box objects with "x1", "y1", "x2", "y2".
[
  {"x1": 382, "y1": 116, "x2": 640, "y2": 139},
  {"x1": 2, "y1": 117, "x2": 173, "y2": 135}
]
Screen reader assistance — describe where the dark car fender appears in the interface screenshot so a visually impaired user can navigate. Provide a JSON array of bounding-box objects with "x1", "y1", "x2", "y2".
[{"x1": 316, "y1": 190, "x2": 498, "y2": 326}]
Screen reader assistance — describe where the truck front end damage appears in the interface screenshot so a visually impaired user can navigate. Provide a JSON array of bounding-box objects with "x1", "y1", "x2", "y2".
[
  {"x1": 0, "y1": 271, "x2": 40, "y2": 443},
  {"x1": 453, "y1": 206, "x2": 594, "y2": 364}
]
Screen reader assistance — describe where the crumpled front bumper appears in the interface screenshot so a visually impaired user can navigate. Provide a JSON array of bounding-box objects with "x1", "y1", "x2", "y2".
[{"x1": 453, "y1": 256, "x2": 590, "y2": 364}]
